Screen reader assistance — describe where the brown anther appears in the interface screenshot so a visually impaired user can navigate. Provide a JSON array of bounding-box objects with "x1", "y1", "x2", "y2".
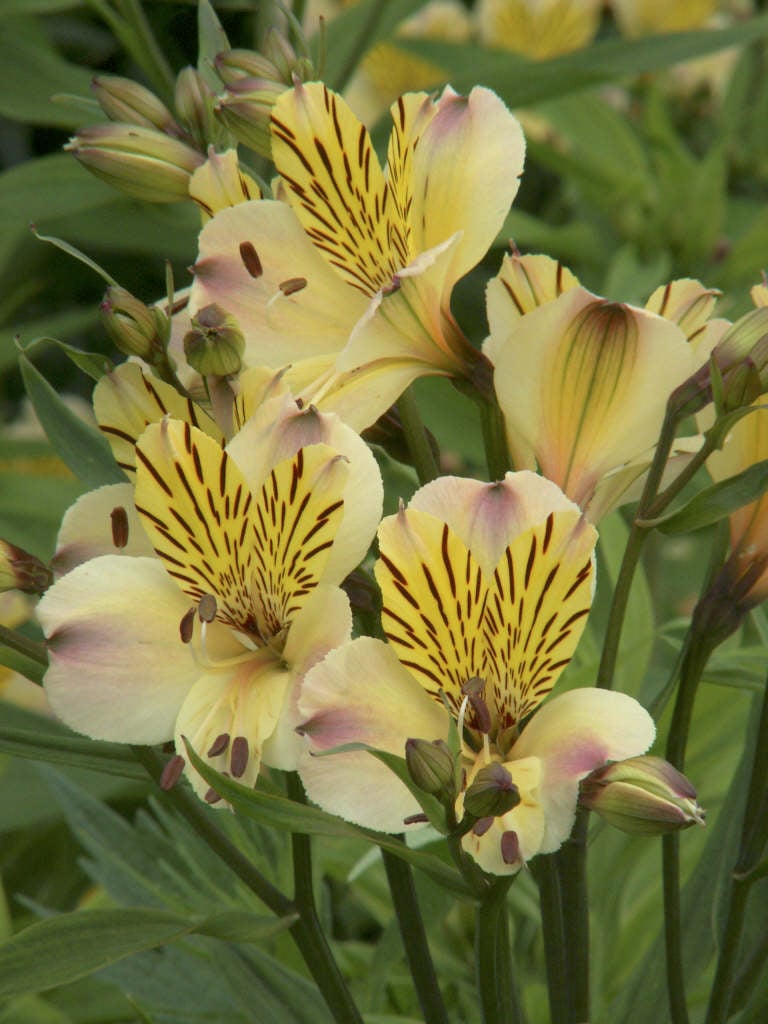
[
  {"x1": 279, "y1": 277, "x2": 307, "y2": 296},
  {"x1": 382, "y1": 275, "x2": 401, "y2": 296},
  {"x1": 198, "y1": 593, "x2": 217, "y2": 623},
  {"x1": 239, "y1": 241, "x2": 262, "y2": 278},
  {"x1": 110, "y1": 506, "x2": 129, "y2": 548},
  {"x1": 472, "y1": 816, "x2": 495, "y2": 837},
  {"x1": 462, "y1": 676, "x2": 485, "y2": 697},
  {"x1": 500, "y1": 830, "x2": 521, "y2": 865},
  {"x1": 179, "y1": 606, "x2": 196, "y2": 643},
  {"x1": 468, "y1": 693, "x2": 492, "y2": 734},
  {"x1": 204, "y1": 787, "x2": 222, "y2": 805},
  {"x1": 230, "y1": 736, "x2": 249, "y2": 778},
  {"x1": 403, "y1": 812, "x2": 429, "y2": 825},
  {"x1": 160, "y1": 754, "x2": 185, "y2": 791},
  {"x1": 207, "y1": 732, "x2": 230, "y2": 757}
]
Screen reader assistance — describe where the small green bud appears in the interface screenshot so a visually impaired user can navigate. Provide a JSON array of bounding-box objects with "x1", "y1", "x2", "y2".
[
  {"x1": 463, "y1": 762, "x2": 520, "y2": 819},
  {"x1": 174, "y1": 67, "x2": 224, "y2": 151},
  {"x1": 91, "y1": 75, "x2": 183, "y2": 136},
  {"x1": 405, "y1": 738, "x2": 457, "y2": 800},
  {"x1": 215, "y1": 49, "x2": 282, "y2": 85},
  {"x1": 184, "y1": 304, "x2": 245, "y2": 377},
  {"x1": 580, "y1": 755, "x2": 705, "y2": 836},
  {"x1": 101, "y1": 286, "x2": 170, "y2": 361},
  {"x1": 216, "y1": 79, "x2": 285, "y2": 159},
  {"x1": 0, "y1": 539, "x2": 52, "y2": 594}
]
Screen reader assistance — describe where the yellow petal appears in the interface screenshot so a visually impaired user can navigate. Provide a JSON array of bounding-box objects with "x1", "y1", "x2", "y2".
[
  {"x1": 476, "y1": 0, "x2": 601, "y2": 58},
  {"x1": 645, "y1": 278, "x2": 720, "y2": 342},
  {"x1": 188, "y1": 148, "x2": 261, "y2": 222}
]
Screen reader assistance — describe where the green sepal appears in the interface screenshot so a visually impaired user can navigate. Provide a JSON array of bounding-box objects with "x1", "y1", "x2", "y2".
[{"x1": 640, "y1": 459, "x2": 768, "y2": 534}]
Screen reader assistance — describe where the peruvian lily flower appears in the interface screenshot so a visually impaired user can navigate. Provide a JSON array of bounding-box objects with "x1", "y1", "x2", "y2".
[
  {"x1": 485, "y1": 252, "x2": 721, "y2": 520},
  {"x1": 38, "y1": 394, "x2": 383, "y2": 799},
  {"x1": 298, "y1": 471, "x2": 655, "y2": 875},
  {"x1": 190, "y1": 81, "x2": 525, "y2": 429}
]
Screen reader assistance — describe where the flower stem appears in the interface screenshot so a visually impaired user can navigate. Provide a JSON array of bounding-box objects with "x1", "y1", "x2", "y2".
[
  {"x1": 480, "y1": 396, "x2": 511, "y2": 482},
  {"x1": 398, "y1": 387, "x2": 441, "y2": 484},
  {"x1": 382, "y1": 845, "x2": 449, "y2": 1024},
  {"x1": 556, "y1": 809, "x2": 590, "y2": 1023},
  {"x1": 476, "y1": 878, "x2": 525, "y2": 1024},
  {"x1": 705, "y1": 679, "x2": 768, "y2": 1024},
  {"x1": 330, "y1": 0, "x2": 392, "y2": 93},
  {"x1": 531, "y1": 856, "x2": 570, "y2": 1024},
  {"x1": 0, "y1": 625, "x2": 48, "y2": 667}
]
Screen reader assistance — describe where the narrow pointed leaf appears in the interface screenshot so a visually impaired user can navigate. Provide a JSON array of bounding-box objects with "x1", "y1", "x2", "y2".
[
  {"x1": 646, "y1": 459, "x2": 768, "y2": 534},
  {"x1": 0, "y1": 727, "x2": 146, "y2": 780}
]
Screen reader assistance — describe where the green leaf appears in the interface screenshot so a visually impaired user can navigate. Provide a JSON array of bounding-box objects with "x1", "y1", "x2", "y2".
[
  {"x1": 194, "y1": 909, "x2": 297, "y2": 942},
  {"x1": 320, "y1": 0, "x2": 428, "y2": 85},
  {"x1": 22, "y1": 336, "x2": 113, "y2": 382},
  {"x1": 2, "y1": 310, "x2": 102, "y2": 376},
  {"x1": 197, "y1": 0, "x2": 230, "y2": 87},
  {"x1": 366, "y1": 748, "x2": 449, "y2": 833},
  {"x1": 648, "y1": 459, "x2": 768, "y2": 534},
  {"x1": 0, "y1": 727, "x2": 146, "y2": 781},
  {"x1": 18, "y1": 353, "x2": 125, "y2": 488},
  {"x1": 0, "y1": 907, "x2": 295, "y2": 1000},
  {"x1": 182, "y1": 740, "x2": 472, "y2": 899}
]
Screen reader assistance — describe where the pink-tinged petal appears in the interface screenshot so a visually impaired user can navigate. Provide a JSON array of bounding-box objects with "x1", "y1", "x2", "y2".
[
  {"x1": 512, "y1": 688, "x2": 655, "y2": 853},
  {"x1": 93, "y1": 362, "x2": 221, "y2": 474},
  {"x1": 52, "y1": 483, "x2": 155, "y2": 575},
  {"x1": 298, "y1": 636, "x2": 448, "y2": 832},
  {"x1": 407, "y1": 471, "x2": 587, "y2": 576},
  {"x1": 410, "y1": 86, "x2": 525, "y2": 290},
  {"x1": 175, "y1": 650, "x2": 291, "y2": 799},
  {"x1": 37, "y1": 556, "x2": 205, "y2": 744},
  {"x1": 192, "y1": 200, "x2": 367, "y2": 364},
  {"x1": 265, "y1": 585, "x2": 353, "y2": 771}
]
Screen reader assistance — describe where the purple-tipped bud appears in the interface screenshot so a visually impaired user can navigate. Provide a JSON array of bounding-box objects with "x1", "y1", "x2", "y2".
[
  {"x1": 174, "y1": 67, "x2": 225, "y2": 151},
  {"x1": 91, "y1": 75, "x2": 183, "y2": 136},
  {"x1": 101, "y1": 285, "x2": 170, "y2": 361},
  {"x1": 580, "y1": 755, "x2": 705, "y2": 836},
  {"x1": 0, "y1": 539, "x2": 52, "y2": 594},
  {"x1": 463, "y1": 762, "x2": 520, "y2": 819},
  {"x1": 184, "y1": 303, "x2": 245, "y2": 376}
]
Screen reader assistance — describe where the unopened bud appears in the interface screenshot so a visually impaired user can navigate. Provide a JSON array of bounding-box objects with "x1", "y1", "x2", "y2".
[
  {"x1": 217, "y1": 79, "x2": 286, "y2": 158},
  {"x1": 174, "y1": 67, "x2": 224, "y2": 151},
  {"x1": 580, "y1": 755, "x2": 705, "y2": 836},
  {"x1": 0, "y1": 539, "x2": 52, "y2": 594},
  {"x1": 215, "y1": 48, "x2": 281, "y2": 85},
  {"x1": 66, "y1": 123, "x2": 204, "y2": 203},
  {"x1": 184, "y1": 304, "x2": 245, "y2": 376},
  {"x1": 463, "y1": 762, "x2": 520, "y2": 819},
  {"x1": 101, "y1": 285, "x2": 170, "y2": 361},
  {"x1": 263, "y1": 28, "x2": 313, "y2": 83},
  {"x1": 91, "y1": 75, "x2": 183, "y2": 136},
  {"x1": 405, "y1": 738, "x2": 457, "y2": 800}
]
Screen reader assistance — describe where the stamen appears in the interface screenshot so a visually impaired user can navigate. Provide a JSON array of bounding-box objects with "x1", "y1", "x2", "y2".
[
  {"x1": 198, "y1": 593, "x2": 218, "y2": 622},
  {"x1": 500, "y1": 830, "x2": 521, "y2": 865},
  {"x1": 279, "y1": 277, "x2": 307, "y2": 296},
  {"x1": 239, "y1": 241, "x2": 262, "y2": 278},
  {"x1": 160, "y1": 754, "x2": 185, "y2": 790},
  {"x1": 382, "y1": 275, "x2": 401, "y2": 296},
  {"x1": 179, "y1": 606, "x2": 196, "y2": 643},
  {"x1": 462, "y1": 676, "x2": 491, "y2": 734},
  {"x1": 473, "y1": 816, "x2": 495, "y2": 837},
  {"x1": 110, "y1": 506, "x2": 129, "y2": 548},
  {"x1": 207, "y1": 732, "x2": 230, "y2": 757},
  {"x1": 403, "y1": 812, "x2": 429, "y2": 825},
  {"x1": 204, "y1": 787, "x2": 222, "y2": 805},
  {"x1": 230, "y1": 735, "x2": 249, "y2": 778}
]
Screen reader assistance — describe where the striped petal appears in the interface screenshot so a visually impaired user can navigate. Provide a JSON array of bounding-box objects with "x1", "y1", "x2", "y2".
[
  {"x1": 52, "y1": 483, "x2": 154, "y2": 575},
  {"x1": 94, "y1": 362, "x2": 222, "y2": 475}
]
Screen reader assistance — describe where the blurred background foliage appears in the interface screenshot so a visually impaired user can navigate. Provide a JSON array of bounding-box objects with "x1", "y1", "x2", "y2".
[{"x1": 2, "y1": 1, "x2": 768, "y2": 1021}]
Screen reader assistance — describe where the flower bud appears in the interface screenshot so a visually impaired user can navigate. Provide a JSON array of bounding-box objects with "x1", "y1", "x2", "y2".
[
  {"x1": 462, "y1": 762, "x2": 520, "y2": 819},
  {"x1": 580, "y1": 755, "x2": 705, "y2": 836},
  {"x1": 91, "y1": 75, "x2": 183, "y2": 136},
  {"x1": 215, "y1": 49, "x2": 281, "y2": 85},
  {"x1": 101, "y1": 286, "x2": 170, "y2": 361},
  {"x1": 66, "y1": 124, "x2": 204, "y2": 203},
  {"x1": 184, "y1": 304, "x2": 245, "y2": 377},
  {"x1": 405, "y1": 738, "x2": 457, "y2": 801},
  {"x1": 0, "y1": 539, "x2": 52, "y2": 594},
  {"x1": 263, "y1": 28, "x2": 313, "y2": 83},
  {"x1": 174, "y1": 67, "x2": 225, "y2": 151},
  {"x1": 216, "y1": 79, "x2": 286, "y2": 158}
]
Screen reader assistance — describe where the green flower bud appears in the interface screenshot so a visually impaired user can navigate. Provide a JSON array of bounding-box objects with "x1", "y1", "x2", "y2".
[
  {"x1": 174, "y1": 67, "x2": 224, "y2": 151},
  {"x1": 405, "y1": 738, "x2": 457, "y2": 800},
  {"x1": 580, "y1": 755, "x2": 705, "y2": 836},
  {"x1": 101, "y1": 286, "x2": 171, "y2": 361},
  {"x1": 184, "y1": 304, "x2": 245, "y2": 377},
  {"x1": 215, "y1": 49, "x2": 282, "y2": 86},
  {"x1": 0, "y1": 539, "x2": 52, "y2": 594},
  {"x1": 65, "y1": 124, "x2": 204, "y2": 203},
  {"x1": 91, "y1": 75, "x2": 183, "y2": 136},
  {"x1": 216, "y1": 79, "x2": 286, "y2": 159},
  {"x1": 463, "y1": 762, "x2": 520, "y2": 819}
]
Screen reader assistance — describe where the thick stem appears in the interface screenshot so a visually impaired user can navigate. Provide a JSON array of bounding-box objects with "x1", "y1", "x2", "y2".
[
  {"x1": 0, "y1": 625, "x2": 48, "y2": 667},
  {"x1": 480, "y1": 396, "x2": 511, "y2": 482},
  {"x1": 705, "y1": 680, "x2": 768, "y2": 1024},
  {"x1": 382, "y1": 846, "x2": 449, "y2": 1024},
  {"x1": 476, "y1": 879, "x2": 525, "y2": 1024},
  {"x1": 398, "y1": 387, "x2": 441, "y2": 485},
  {"x1": 531, "y1": 856, "x2": 570, "y2": 1024},
  {"x1": 557, "y1": 810, "x2": 590, "y2": 1023}
]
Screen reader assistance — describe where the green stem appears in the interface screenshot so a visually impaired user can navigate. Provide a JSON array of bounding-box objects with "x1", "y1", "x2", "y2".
[
  {"x1": 398, "y1": 387, "x2": 441, "y2": 485},
  {"x1": 644, "y1": 433, "x2": 719, "y2": 520},
  {"x1": 117, "y1": 0, "x2": 176, "y2": 100},
  {"x1": 480, "y1": 396, "x2": 511, "y2": 482},
  {"x1": 0, "y1": 625, "x2": 48, "y2": 666},
  {"x1": 286, "y1": 774, "x2": 365, "y2": 1024},
  {"x1": 556, "y1": 809, "x2": 590, "y2": 1023},
  {"x1": 382, "y1": 846, "x2": 449, "y2": 1024},
  {"x1": 531, "y1": 856, "x2": 570, "y2": 1024},
  {"x1": 705, "y1": 680, "x2": 768, "y2": 1024},
  {"x1": 330, "y1": 0, "x2": 391, "y2": 93},
  {"x1": 476, "y1": 879, "x2": 525, "y2": 1024}
]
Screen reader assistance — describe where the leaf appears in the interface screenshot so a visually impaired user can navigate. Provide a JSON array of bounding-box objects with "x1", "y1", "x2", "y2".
[
  {"x1": 320, "y1": 0, "x2": 429, "y2": 87},
  {"x1": 197, "y1": 0, "x2": 230, "y2": 87},
  {"x1": 647, "y1": 459, "x2": 768, "y2": 534},
  {"x1": 18, "y1": 353, "x2": 125, "y2": 488},
  {"x1": 182, "y1": 740, "x2": 472, "y2": 899},
  {"x1": 2, "y1": 310, "x2": 102, "y2": 376},
  {"x1": 0, "y1": 727, "x2": 146, "y2": 781},
  {"x1": 0, "y1": 907, "x2": 295, "y2": 1000},
  {"x1": 21, "y1": 336, "x2": 113, "y2": 382}
]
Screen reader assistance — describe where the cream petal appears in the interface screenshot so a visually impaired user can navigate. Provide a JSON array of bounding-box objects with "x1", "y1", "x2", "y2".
[
  {"x1": 645, "y1": 278, "x2": 720, "y2": 341},
  {"x1": 52, "y1": 483, "x2": 155, "y2": 575},
  {"x1": 298, "y1": 636, "x2": 448, "y2": 833},
  {"x1": 37, "y1": 556, "x2": 204, "y2": 744},
  {"x1": 192, "y1": 200, "x2": 367, "y2": 364},
  {"x1": 512, "y1": 688, "x2": 656, "y2": 853}
]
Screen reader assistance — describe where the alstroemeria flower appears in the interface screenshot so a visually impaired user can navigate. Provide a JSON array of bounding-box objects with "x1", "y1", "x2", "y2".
[
  {"x1": 38, "y1": 395, "x2": 383, "y2": 799},
  {"x1": 298, "y1": 471, "x2": 655, "y2": 874},
  {"x1": 476, "y1": 0, "x2": 602, "y2": 59},
  {"x1": 190, "y1": 82, "x2": 525, "y2": 428},
  {"x1": 485, "y1": 256, "x2": 716, "y2": 520}
]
